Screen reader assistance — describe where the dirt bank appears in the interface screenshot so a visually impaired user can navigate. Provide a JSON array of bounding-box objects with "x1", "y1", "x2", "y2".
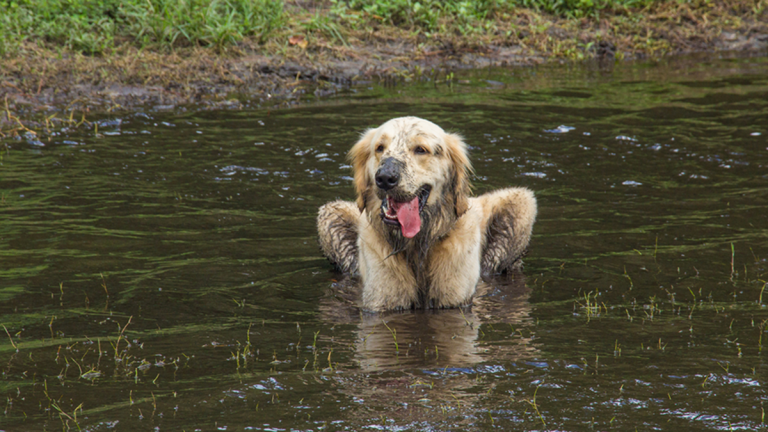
[{"x1": 1, "y1": 0, "x2": 767, "y2": 138}]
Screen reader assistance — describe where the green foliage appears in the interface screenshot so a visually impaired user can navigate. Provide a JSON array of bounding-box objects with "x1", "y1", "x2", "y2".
[
  {"x1": 332, "y1": 0, "x2": 505, "y2": 32},
  {"x1": 0, "y1": 0, "x2": 661, "y2": 57},
  {"x1": 124, "y1": 0, "x2": 284, "y2": 48},
  {"x1": 332, "y1": 0, "x2": 657, "y2": 29},
  {"x1": 0, "y1": 0, "x2": 284, "y2": 56},
  {"x1": 302, "y1": 10, "x2": 348, "y2": 45},
  {"x1": 1, "y1": 0, "x2": 122, "y2": 55},
  {"x1": 514, "y1": 0, "x2": 655, "y2": 18}
]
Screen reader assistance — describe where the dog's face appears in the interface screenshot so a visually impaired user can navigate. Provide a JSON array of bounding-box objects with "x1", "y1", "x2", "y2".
[{"x1": 349, "y1": 117, "x2": 472, "y2": 239}]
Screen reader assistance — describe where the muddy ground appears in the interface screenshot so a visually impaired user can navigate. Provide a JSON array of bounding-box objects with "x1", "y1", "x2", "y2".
[{"x1": 1, "y1": 1, "x2": 767, "y2": 136}]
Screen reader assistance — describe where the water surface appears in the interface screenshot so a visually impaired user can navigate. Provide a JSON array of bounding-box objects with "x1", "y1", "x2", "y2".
[{"x1": 2, "y1": 53, "x2": 768, "y2": 431}]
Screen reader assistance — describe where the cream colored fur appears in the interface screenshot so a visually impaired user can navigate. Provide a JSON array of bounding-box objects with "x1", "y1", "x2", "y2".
[{"x1": 317, "y1": 117, "x2": 537, "y2": 312}]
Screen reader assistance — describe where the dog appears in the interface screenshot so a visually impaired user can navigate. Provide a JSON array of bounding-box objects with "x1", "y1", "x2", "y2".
[{"x1": 317, "y1": 117, "x2": 537, "y2": 312}]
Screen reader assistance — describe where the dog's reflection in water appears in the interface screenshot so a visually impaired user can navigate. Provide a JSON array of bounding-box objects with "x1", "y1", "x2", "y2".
[
  {"x1": 320, "y1": 273, "x2": 535, "y2": 372},
  {"x1": 317, "y1": 274, "x2": 535, "y2": 425}
]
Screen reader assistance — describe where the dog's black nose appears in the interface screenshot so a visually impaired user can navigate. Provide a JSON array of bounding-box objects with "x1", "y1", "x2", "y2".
[{"x1": 375, "y1": 158, "x2": 400, "y2": 191}]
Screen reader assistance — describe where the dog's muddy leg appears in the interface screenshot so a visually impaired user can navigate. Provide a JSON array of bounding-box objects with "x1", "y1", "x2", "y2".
[
  {"x1": 480, "y1": 187, "x2": 537, "y2": 275},
  {"x1": 317, "y1": 200, "x2": 360, "y2": 274}
]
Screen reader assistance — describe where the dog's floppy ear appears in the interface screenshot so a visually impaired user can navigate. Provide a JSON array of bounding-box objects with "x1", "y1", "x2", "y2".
[
  {"x1": 348, "y1": 128, "x2": 377, "y2": 212},
  {"x1": 444, "y1": 132, "x2": 473, "y2": 217}
]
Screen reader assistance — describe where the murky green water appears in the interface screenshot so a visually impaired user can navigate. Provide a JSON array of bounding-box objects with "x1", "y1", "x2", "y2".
[{"x1": 2, "y1": 54, "x2": 768, "y2": 431}]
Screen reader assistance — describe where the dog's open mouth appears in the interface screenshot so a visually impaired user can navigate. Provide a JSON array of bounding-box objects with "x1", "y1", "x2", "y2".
[{"x1": 380, "y1": 186, "x2": 431, "y2": 238}]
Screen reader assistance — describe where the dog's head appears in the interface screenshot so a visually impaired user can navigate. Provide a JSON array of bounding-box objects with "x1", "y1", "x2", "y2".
[{"x1": 348, "y1": 117, "x2": 472, "y2": 239}]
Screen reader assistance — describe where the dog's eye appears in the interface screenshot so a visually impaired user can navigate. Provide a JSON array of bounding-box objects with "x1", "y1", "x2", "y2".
[
  {"x1": 376, "y1": 145, "x2": 385, "y2": 153},
  {"x1": 414, "y1": 146, "x2": 429, "y2": 155}
]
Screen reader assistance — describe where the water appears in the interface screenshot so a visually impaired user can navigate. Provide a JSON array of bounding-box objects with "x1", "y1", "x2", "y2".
[{"x1": 1, "y1": 53, "x2": 768, "y2": 431}]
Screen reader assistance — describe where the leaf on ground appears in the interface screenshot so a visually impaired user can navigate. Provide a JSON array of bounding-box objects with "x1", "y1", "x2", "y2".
[{"x1": 289, "y1": 35, "x2": 308, "y2": 49}]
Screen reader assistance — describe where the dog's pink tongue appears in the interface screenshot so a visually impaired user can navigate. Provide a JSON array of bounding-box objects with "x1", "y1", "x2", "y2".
[{"x1": 391, "y1": 197, "x2": 421, "y2": 238}]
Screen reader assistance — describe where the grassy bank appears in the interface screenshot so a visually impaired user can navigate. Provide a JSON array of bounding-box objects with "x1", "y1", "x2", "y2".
[
  {"x1": 0, "y1": 0, "x2": 766, "y2": 136},
  {"x1": 2, "y1": 0, "x2": 762, "y2": 56}
]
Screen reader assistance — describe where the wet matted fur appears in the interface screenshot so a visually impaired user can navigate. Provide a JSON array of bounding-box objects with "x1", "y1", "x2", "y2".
[{"x1": 317, "y1": 117, "x2": 537, "y2": 312}]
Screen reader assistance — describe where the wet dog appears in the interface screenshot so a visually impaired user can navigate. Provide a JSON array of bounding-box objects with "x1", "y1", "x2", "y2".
[{"x1": 317, "y1": 117, "x2": 537, "y2": 312}]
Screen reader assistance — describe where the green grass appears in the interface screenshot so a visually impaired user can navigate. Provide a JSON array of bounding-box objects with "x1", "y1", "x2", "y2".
[
  {"x1": 332, "y1": 0, "x2": 657, "y2": 33},
  {"x1": 0, "y1": 0, "x2": 663, "y2": 57},
  {"x1": 0, "y1": 0, "x2": 284, "y2": 56},
  {"x1": 331, "y1": 0, "x2": 503, "y2": 33}
]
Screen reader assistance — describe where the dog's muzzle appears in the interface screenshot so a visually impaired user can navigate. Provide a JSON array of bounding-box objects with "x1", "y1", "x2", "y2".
[{"x1": 375, "y1": 157, "x2": 402, "y2": 191}]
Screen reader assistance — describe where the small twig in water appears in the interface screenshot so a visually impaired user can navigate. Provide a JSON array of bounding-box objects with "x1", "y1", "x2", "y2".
[
  {"x1": 3, "y1": 325, "x2": 18, "y2": 351},
  {"x1": 100, "y1": 273, "x2": 109, "y2": 297},
  {"x1": 113, "y1": 316, "x2": 133, "y2": 359},
  {"x1": 730, "y1": 243, "x2": 735, "y2": 280},
  {"x1": 523, "y1": 384, "x2": 546, "y2": 426},
  {"x1": 382, "y1": 320, "x2": 399, "y2": 352},
  {"x1": 458, "y1": 306, "x2": 473, "y2": 329}
]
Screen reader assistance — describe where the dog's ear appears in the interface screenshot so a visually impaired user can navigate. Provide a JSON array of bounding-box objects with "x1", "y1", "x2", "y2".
[
  {"x1": 348, "y1": 128, "x2": 377, "y2": 212},
  {"x1": 444, "y1": 132, "x2": 473, "y2": 217}
]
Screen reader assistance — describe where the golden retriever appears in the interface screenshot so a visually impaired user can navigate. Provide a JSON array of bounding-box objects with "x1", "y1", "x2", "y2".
[{"x1": 317, "y1": 117, "x2": 537, "y2": 312}]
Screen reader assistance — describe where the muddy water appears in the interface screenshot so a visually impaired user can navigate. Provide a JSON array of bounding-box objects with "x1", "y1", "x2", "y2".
[{"x1": 2, "y1": 54, "x2": 768, "y2": 431}]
